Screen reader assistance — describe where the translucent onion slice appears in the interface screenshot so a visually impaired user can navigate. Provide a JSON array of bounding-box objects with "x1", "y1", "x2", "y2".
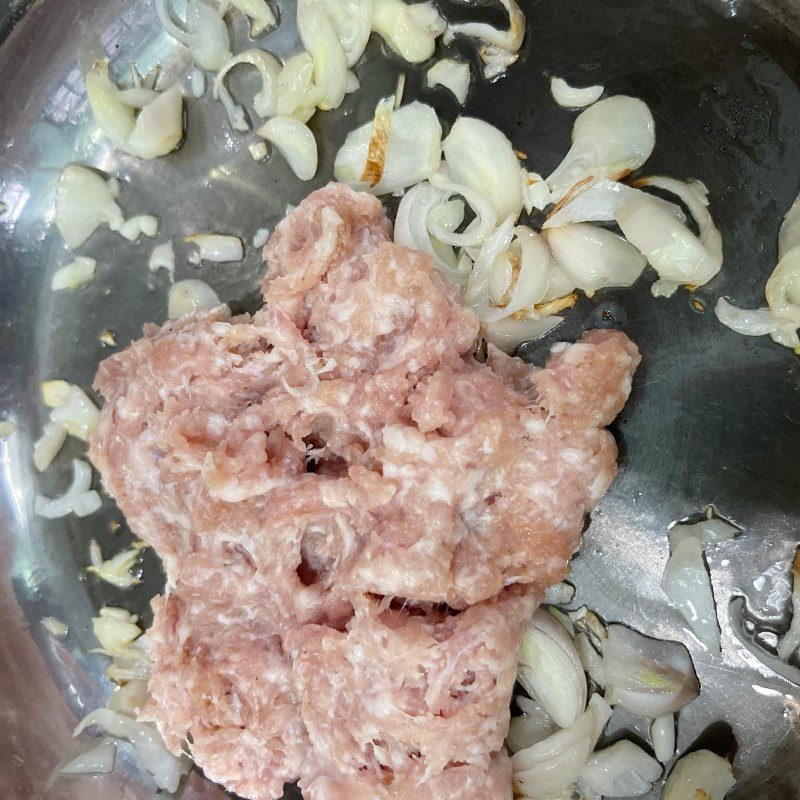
[
  {"x1": 778, "y1": 192, "x2": 800, "y2": 259},
  {"x1": 228, "y1": 0, "x2": 277, "y2": 37},
  {"x1": 51, "y1": 257, "x2": 97, "y2": 291},
  {"x1": 728, "y1": 596, "x2": 800, "y2": 685},
  {"x1": 42, "y1": 380, "x2": 73, "y2": 408},
  {"x1": 297, "y1": 0, "x2": 348, "y2": 111},
  {"x1": 258, "y1": 116, "x2": 319, "y2": 180},
  {"x1": 651, "y1": 714, "x2": 675, "y2": 763},
  {"x1": 185, "y1": 233, "x2": 244, "y2": 262},
  {"x1": 507, "y1": 698, "x2": 559, "y2": 754},
  {"x1": 85, "y1": 60, "x2": 136, "y2": 148},
  {"x1": 335, "y1": 102, "x2": 442, "y2": 195},
  {"x1": 87, "y1": 541, "x2": 145, "y2": 589},
  {"x1": 662, "y1": 750, "x2": 735, "y2": 800},
  {"x1": 668, "y1": 512, "x2": 741, "y2": 551},
  {"x1": 545, "y1": 223, "x2": 646, "y2": 294},
  {"x1": 512, "y1": 694, "x2": 612, "y2": 799},
  {"x1": 661, "y1": 535, "x2": 721, "y2": 652},
  {"x1": 615, "y1": 195, "x2": 721, "y2": 288},
  {"x1": 321, "y1": 0, "x2": 372, "y2": 67},
  {"x1": 372, "y1": 0, "x2": 445, "y2": 63},
  {"x1": 522, "y1": 171, "x2": 552, "y2": 213},
  {"x1": 93, "y1": 608, "x2": 142, "y2": 653},
  {"x1": 465, "y1": 216, "x2": 517, "y2": 308},
  {"x1": 124, "y1": 84, "x2": 184, "y2": 159},
  {"x1": 107, "y1": 678, "x2": 150, "y2": 718},
  {"x1": 550, "y1": 77, "x2": 604, "y2": 109},
  {"x1": 427, "y1": 171, "x2": 498, "y2": 248},
  {"x1": 33, "y1": 422, "x2": 68, "y2": 472},
  {"x1": 575, "y1": 631, "x2": 606, "y2": 687},
  {"x1": 61, "y1": 739, "x2": 116, "y2": 775},
  {"x1": 547, "y1": 96, "x2": 656, "y2": 203},
  {"x1": 442, "y1": 116, "x2": 523, "y2": 221},
  {"x1": 35, "y1": 459, "x2": 102, "y2": 519},
  {"x1": 168, "y1": 279, "x2": 221, "y2": 317},
  {"x1": 213, "y1": 49, "x2": 282, "y2": 129},
  {"x1": 777, "y1": 547, "x2": 800, "y2": 660},
  {"x1": 426, "y1": 58, "x2": 471, "y2": 104},
  {"x1": 276, "y1": 52, "x2": 317, "y2": 119},
  {"x1": 74, "y1": 709, "x2": 189, "y2": 792},
  {"x1": 55, "y1": 165, "x2": 125, "y2": 249},
  {"x1": 544, "y1": 581, "x2": 576, "y2": 607},
  {"x1": 765, "y1": 248, "x2": 800, "y2": 325},
  {"x1": 517, "y1": 609, "x2": 588, "y2": 728},
  {"x1": 149, "y1": 241, "x2": 176, "y2": 274},
  {"x1": 50, "y1": 385, "x2": 100, "y2": 441},
  {"x1": 483, "y1": 315, "x2": 563, "y2": 354},
  {"x1": 714, "y1": 298, "x2": 782, "y2": 337},
  {"x1": 155, "y1": 0, "x2": 231, "y2": 71},
  {"x1": 119, "y1": 214, "x2": 159, "y2": 241},
  {"x1": 602, "y1": 623, "x2": 700, "y2": 717},
  {"x1": 579, "y1": 740, "x2": 662, "y2": 797}
]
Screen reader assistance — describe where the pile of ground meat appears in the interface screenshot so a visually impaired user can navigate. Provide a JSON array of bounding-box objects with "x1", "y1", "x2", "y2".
[{"x1": 89, "y1": 184, "x2": 640, "y2": 800}]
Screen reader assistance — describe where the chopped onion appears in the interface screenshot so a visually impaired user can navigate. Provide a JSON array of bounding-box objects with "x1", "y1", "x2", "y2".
[
  {"x1": 668, "y1": 511, "x2": 741, "y2": 551},
  {"x1": 426, "y1": 59, "x2": 471, "y2": 104},
  {"x1": 371, "y1": 0, "x2": 445, "y2": 64},
  {"x1": 507, "y1": 698, "x2": 559, "y2": 754},
  {"x1": 522, "y1": 171, "x2": 552, "y2": 214},
  {"x1": 119, "y1": 214, "x2": 159, "y2": 241},
  {"x1": 185, "y1": 67, "x2": 206, "y2": 98},
  {"x1": 35, "y1": 458, "x2": 102, "y2": 519},
  {"x1": 651, "y1": 714, "x2": 675, "y2": 763},
  {"x1": 33, "y1": 422, "x2": 68, "y2": 472},
  {"x1": 765, "y1": 248, "x2": 800, "y2": 325},
  {"x1": 777, "y1": 547, "x2": 800, "y2": 660},
  {"x1": 253, "y1": 227, "x2": 271, "y2": 248},
  {"x1": 185, "y1": 233, "x2": 244, "y2": 263},
  {"x1": 550, "y1": 77, "x2": 604, "y2": 109},
  {"x1": 575, "y1": 632, "x2": 606, "y2": 687},
  {"x1": 729, "y1": 596, "x2": 800, "y2": 685},
  {"x1": 41, "y1": 616, "x2": 69, "y2": 638},
  {"x1": 258, "y1": 117, "x2": 319, "y2": 180},
  {"x1": 580, "y1": 740, "x2": 662, "y2": 797},
  {"x1": 148, "y1": 241, "x2": 175, "y2": 274},
  {"x1": 275, "y1": 52, "x2": 318, "y2": 120},
  {"x1": 335, "y1": 101, "x2": 441, "y2": 194},
  {"x1": 517, "y1": 609, "x2": 588, "y2": 728},
  {"x1": 634, "y1": 175, "x2": 723, "y2": 265},
  {"x1": 229, "y1": 0, "x2": 277, "y2": 36},
  {"x1": 93, "y1": 607, "x2": 143, "y2": 652},
  {"x1": 616, "y1": 195, "x2": 721, "y2": 288},
  {"x1": 714, "y1": 298, "x2": 781, "y2": 337},
  {"x1": 483, "y1": 315, "x2": 563, "y2": 354},
  {"x1": 155, "y1": 0, "x2": 231, "y2": 71},
  {"x1": 168, "y1": 279, "x2": 221, "y2": 317},
  {"x1": 249, "y1": 140, "x2": 269, "y2": 161},
  {"x1": 74, "y1": 708, "x2": 188, "y2": 792},
  {"x1": 545, "y1": 581, "x2": 576, "y2": 606},
  {"x1": 50, "y1": 385, "x2": 100, "y2": 441},
  {"x1": 87, "y1": 541, "x2": 144, "y2": 589},
  {"x1": 546, "y1": 96, "x2": 655, "y2": 204},
  {"x1": 61, "y1": 739, "x2": 116, "y2": 775},
  {"x1": 51, "y1": 256, "x2": 97, "y2": 291},
  {"x1": 778, "y1": 192, "x2": 800, "y2": 259},
  {"x1": 545, "y1": 223, "x2": 646, "y2": 294},
  {"x1": 442, "y1": 116, "x2": 523, "y2": 221},
  {"x1": 297, "y1": 0, "x2": 349, "y2": 111},
  {"x1": 445, "y1": 0, "x2": 524, "y2": 79},
  {"x1": 55, "y1": 165, "x2": 125, "y2": 249},
  {"x1": 602, "y1": 623, "x2": 700, "y2": 717},
  {"x1": 124, "y1": 84, "x2": 184, "y2": 159},
  {"x1": 107, "y1": 679, "x2": 150, "y2": 718},
  {"x1": 213, "y1": 49, "x2": 282, "y2": 126},
  {"x1": 512, "y1": 694, "x2": 612, "y2": 799},
  {"x1": 662, "y1": 750, "x2": 735, "y2": 800},
  {"x1": 661, "y1": 536, "x2": 721, "y2": 652},
  {"x1": 321, "y1": 0, "x2": 372, "y2": 67},
  {"x1": 543, "y1": 178, "x2": 685, "y2": 230},
  {"x1": 464, "y1": 215, "x2": 516, "y2": 308}
]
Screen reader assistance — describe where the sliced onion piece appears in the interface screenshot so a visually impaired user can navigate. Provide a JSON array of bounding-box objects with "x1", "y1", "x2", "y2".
[
  {"x1": 543, "y1": 177, "x2": 685, "y2": 230},
  {"x1": 168, "y1": 279, "x2": 221, "y2": 317},
  {"x1": 517, "y1": 609, "x2": 588, "y2": 728},
  {"x1": 547, "y1": 96, "x2": 655, "y2": 204},
  {"x1": 668, "y1": 512, "x2": 741, "y2": 551},
  {"x1": 155, "y1": 0, "x2": 231, "y2": 71},
  {"x1": 729, "y1": 596, "x2": 800, "y2": 685},
  {"x1": 61, "y1": 739, "x2": 116, "y2": 775},
  {"x1": 465, "y1": 216, "x2": 516, "y2": 308},
  {"x1": 765, "y1": 248, "x2": 800, "y2": 325},
  {"x1": 55, "y1": 165, "x2": 125, "y2": 249},
  {"x1": 651, "y1": 714, "x2": 675, "y2": 763},
  {"x1": 778, "y1": 192, "x2": 800, "y2": 259},
  {"x1": 258, "y1": 117, "x2": 318, "y2": 180},
  {"x1": 33, "y1": 422, "x2": 68, "y2": 472},
  {"x1": 426, "y1": 59, "x2": 471, "y2": 104},
  {"x1": 360, "y1": 96, "x2": 395, "y2": 187},
  {"x1": 87, "y1": 541, "x2": 144, "y2": 589},
  {"x1": 522, "y1": 171, "x2": 552, "y2": 213},
  {"x1": 575, "y1": 631, "x2": 606, "y2": 687},
  {"x1": 507, "y1": 698, "x2": 559, "y2": 754},
  {"x1": 603, "y1": 623, "x2": 700, "y2": 717},
  {"x1": 119, "y1": 214, "x2": 159, "y2": 241},
  {"x1": 185, "y1": 233, "x2": 244, "y2": 263},
  {"x1": 483, "y1": 315, "x2": 563, "y2": 354},
  {"x1": 550, "y1": 77, "x2": 603, "y2": 109},
  {"x1": 372, "y1": 0, "x2": 445, "y2": 63},
  {"x1": 661, "y1": 535, "x2": 720, "y2": 652},
  {"x1": 615, "y1": 195, "x2": 721, "y2": 288},
  {"x1": 84, "y1": 60, "x2": 136, "y2": 148},
  {"x1": 213, "y1": 49, "x2": 282, "y2": 127},
  {"x1": 229, "y1": 0, "x2": 277, "y2": 36},
  {"x1": 253, "y1": 228, "x2": 271, "y2": 248},
  {"x1": 545, "y1": 223, "x2": 646, "y2": 294},
  {"x1": 335, "y1": 101, "x2": 441, "y2": 195},
  {"x1": 50, "y1": 386, "x2": 100, "y2": 441},
  {"x1": 51, "y1": 256, "x2": 97, "y2": 291},
  {"x1": 93, "y1": 608, "x2": 143, "y2": 652},
  {"x1": 777, "y1": 547, "x2": 800, "y2": 660},
  {"x1": 580, "y1": 740, "x2": 662, "y2": 797},
  {"x1": 512, "y1": 694, "x2": 612, "y2": 799},
  {"x1": 149, "y1": 241, "x2": 176, "y2": 274},
  {"x1": 74, "y1": 708, "x2": 189, "y2": 792},
  {"x1": 663, "y1": 750, "x2": 735, "y2": 800},
  {"x1": 107, "y1": 679, "x2": 150, "y2": 718},
  {"x1": 35, "y1": 459, "x2": 101, "y2": 519},
  {"x1": 297, "y1": 0, "x2": 348, "y2": 111},
  {"x1": 275, "y1": 52, "x2": 316, "y2": 119},
  {"x1": 426, "y1": 171, "x2": 498, "y2": 248},
  {"x1": 714, "y1": 298, "x2": 782, "y2": 337},
  {"x1": 321, "y1": 0, "x2": 372, "y2": 66},
  {"x1": 442, "y1": 116, "x2": 523, "y2": 221},
  {"x1": 124, "y1": 83, "x2": 184, "y2": 159}
]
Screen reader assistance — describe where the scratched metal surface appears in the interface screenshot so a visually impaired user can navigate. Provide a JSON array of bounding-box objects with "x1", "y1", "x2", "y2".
[{"x1": 0, "y1": 0, "x2": 799, "y2": 798}]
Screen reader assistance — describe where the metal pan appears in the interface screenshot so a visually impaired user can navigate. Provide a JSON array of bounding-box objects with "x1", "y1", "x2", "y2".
[{"x1": 0, "y1": 1, "x2": 798, "y2": 798}]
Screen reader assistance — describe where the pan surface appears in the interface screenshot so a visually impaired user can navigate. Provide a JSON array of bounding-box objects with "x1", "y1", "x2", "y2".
[{"x1": 0, "y1": 1, "x2": 799, "y2": 798}]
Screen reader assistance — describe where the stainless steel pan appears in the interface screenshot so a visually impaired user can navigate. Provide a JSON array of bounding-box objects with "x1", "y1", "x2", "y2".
[{"x1": 1, "y1": 1, "x2": 799, "y2": 798}]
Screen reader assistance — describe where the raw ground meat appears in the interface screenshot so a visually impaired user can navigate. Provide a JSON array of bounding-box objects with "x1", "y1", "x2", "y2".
[{"x1": 89, "y1": 183, "x2": 640, "y2": 800}]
